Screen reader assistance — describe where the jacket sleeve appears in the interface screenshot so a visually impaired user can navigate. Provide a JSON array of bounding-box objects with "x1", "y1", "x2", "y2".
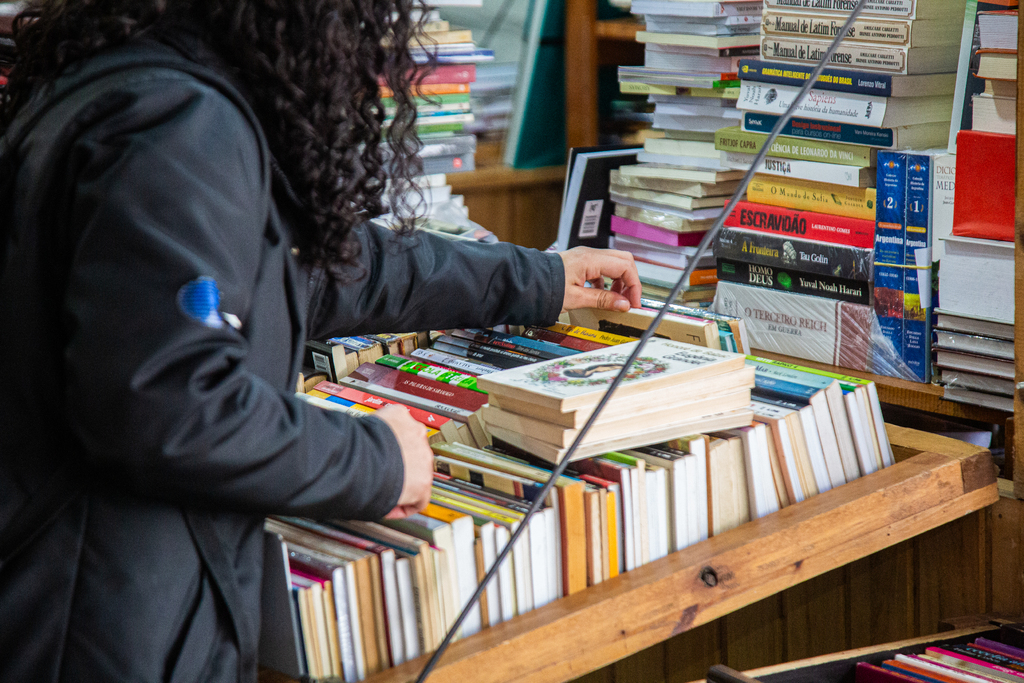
[
  {"x1": 59, "y1": 74, "x2": 403, "y2": 520},
  {"x1": 305, "y1": 222, "x2": 566, "y2": 340}
]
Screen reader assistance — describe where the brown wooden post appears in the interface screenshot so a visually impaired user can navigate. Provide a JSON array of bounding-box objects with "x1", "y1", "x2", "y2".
[{"x1": 564, "y1": 0, "x2": 599, "y2": 150}]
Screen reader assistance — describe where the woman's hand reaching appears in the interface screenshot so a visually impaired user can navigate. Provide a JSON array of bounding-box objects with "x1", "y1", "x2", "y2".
[{"x1": 559, "y1": 247, "x2": 643, "y2": 313}]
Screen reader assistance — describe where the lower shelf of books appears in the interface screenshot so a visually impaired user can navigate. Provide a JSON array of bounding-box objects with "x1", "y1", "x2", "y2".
[
  {"x1": 752, "y1": 351, "x2": 1013, "y2": 426},
  {"x1": 263, "y1": 424, "x2": 996, "y2": 683}
]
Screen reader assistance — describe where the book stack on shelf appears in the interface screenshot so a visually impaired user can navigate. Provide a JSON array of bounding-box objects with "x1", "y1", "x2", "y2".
[
  {"x1": 607, "y1": 0, "x2": 763, "y2": 306},
  {"x1": 854, "y1": 633, "x2": 1024, "y2": 683},
  {"x1": 933, "y1": 133, "x2": 1015, "y2": 412},
  {"x1": 950, "y1": 0, "x2": 1019, "y2": 147},
  {"x1": 712, "y1": 0, "x2": 970, "y2": 382},
  {"x1": 377, "y1": 7, "x2": 497, "y2": 242},
  {"x1": 971, "y1": 9, "x2": 1018, "y2": 135},
  {"x1": 278, "y1": 313, "x2": 896, "y2": 681},
  {"x1": 463, "y1": 63, "x2": 517, "y2": 144}
]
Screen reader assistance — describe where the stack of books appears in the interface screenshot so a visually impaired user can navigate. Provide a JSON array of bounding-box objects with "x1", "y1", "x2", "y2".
[
  {"x1": 933, "y1": 133, "x2": 1015, "y2": 412},
  {"x1": 932, "y1": 310, "x2": 1014, "y2": 413},
  {"x1": 463, "y1": 62, "x2": 517, "y2": 144},
  {"x1": 713, "y1": 0, "x2": 968, "y2": 379},
  {"x1": 477, "y1": 337, "x2": 757, "y2": 463},
  {"x1": 854, "y1": 633, "x2": 1024, "y2": 683},
  {"x1": 609, "y1": 0, "x2": 763, "y2": 306},
  {"x1": 971, "y1": 9, "x2": 1018, "y2": 135}
]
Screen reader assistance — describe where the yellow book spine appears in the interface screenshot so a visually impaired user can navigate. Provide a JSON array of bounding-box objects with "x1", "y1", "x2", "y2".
[
  {"x1": 746, "y1": 175, "x2": 877, "y2": 221},
  {"x1": 606, "y1": 489, "x2": 619, "y2": 579},
  {"x1": 547, "y1": 322, "x2": 636, "y2": 346},
  {"x1": 619, "y1": 81, "x2": 677, "y2": 95},
  {"x1": 422, "y1": 502, "x2": 468, "y2": 524}
]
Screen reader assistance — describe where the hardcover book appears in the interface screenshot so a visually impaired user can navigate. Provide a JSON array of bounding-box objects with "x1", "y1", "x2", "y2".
[
  {"x1": 714, "y1": 226, "x2": 874, "y2": 280},
  {"x1": 714, "y1": 280, "x2": 873, "y2": 372},
  {"x1": 742, "y1": 111, "x2": 949, "y2": 149},
  {"x1": 717, "y1": 258, "x2": 871, "y2": 304},
  {"x1": 715, "y1": 125, "x2": 878, "y2": 167},
  {"x1": 737, "y1": 58, "x2": 958, "y2": 97},
  {"x1": 477, "y1": 337, "x2": 746, "y2": 412},
  {"x1": 724, "y1": 199, "x2": 876, "y2": 249}
]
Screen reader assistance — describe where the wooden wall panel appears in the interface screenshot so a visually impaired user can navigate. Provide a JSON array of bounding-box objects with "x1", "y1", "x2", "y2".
[
  {"x1": 613, "y1": 645, "x2": 666, "y2": 683},
  {"x1": 722, "y1": 595, "x2": 785, "y2": 672},
  {"x1": 450, "y1": 166, "x2": 565, "y2": 251},
  {"x1": 914, "y1": 511, "x2": 988, "y2": 637},
  {"x1": 989, "y1": 496, "x2": 1024, "y2": 615},
  {"x1": 782, "y1": 569, "x2": 848, "y2": 661},
  {"x1": 663, "y1": 622, "x2": 723, "y2": 683}
]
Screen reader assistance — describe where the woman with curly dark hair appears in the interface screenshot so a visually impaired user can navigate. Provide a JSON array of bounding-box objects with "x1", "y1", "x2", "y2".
[{"x1": 0, "y1": 0, "x2": 639, "y2": 680}]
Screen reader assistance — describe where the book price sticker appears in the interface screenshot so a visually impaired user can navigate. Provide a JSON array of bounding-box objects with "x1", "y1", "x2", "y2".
[{"x1": 578, "y1": 200, "x2": 604, "y2": 239}]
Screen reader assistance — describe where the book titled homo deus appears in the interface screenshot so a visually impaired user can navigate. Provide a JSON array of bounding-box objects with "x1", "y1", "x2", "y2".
[{"x1": 717, "y1": 258, "x2": 870, "y2": 305}]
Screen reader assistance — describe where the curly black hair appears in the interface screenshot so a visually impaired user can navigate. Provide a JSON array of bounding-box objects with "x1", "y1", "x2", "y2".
[{"x1": 1, "y1": 0, "x2": 428, "y2": 273}]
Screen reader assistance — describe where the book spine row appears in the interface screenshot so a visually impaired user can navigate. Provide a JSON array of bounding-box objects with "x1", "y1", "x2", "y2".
[
  {"x1": 725, "y1": 200, "x2": 876, "y2": 248},
  {"x1": 717, "y1": 258, "x2": 871, "y2": 304},
  {"x1": 737, "y1": 58, "x2": 898, "y2": 96},
  {"x1": 743, "y1": 111, "x2": 899, "y2": 148}
]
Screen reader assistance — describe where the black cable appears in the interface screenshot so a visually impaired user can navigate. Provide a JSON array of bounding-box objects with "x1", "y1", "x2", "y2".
[
  {"x1": 481, "y1": 0, "x2": 520, "y2": 49},
  {"x1": 415, "y1": 3, "x2": 871, "y2": 678}
]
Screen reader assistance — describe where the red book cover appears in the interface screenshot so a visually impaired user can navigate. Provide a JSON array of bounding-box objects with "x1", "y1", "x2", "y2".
[
  {"x1": 856, "y1": 663, "x2": 933, "y2": 683},
  {"x1": 313, "y1": 381, "x2": 454, "y2": 430},
  {"x1": 725, "y1": 200, "x2": 875, "y2": 248},
  {"x1": 347, "y1": 363, "x2": 488, "y2": 413},
  {"x1": 953, "y1": 130, "x2": 1015, "y2": 242},
  {"x1": 378, "y1": 64, "x2": 477, "y2": 87}
]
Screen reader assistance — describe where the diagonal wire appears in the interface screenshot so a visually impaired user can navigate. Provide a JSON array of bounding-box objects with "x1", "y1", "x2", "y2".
[{"x1": 415, "y1": 2, "x2": 870, "y2": 679}]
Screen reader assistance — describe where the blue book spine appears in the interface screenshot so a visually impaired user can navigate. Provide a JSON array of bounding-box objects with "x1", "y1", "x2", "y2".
[
  {"x1": 466, "y1": 328, "x2": 578, "y2": 357},
  {"x1": 743, "y1": 112, "x2": 895, "y2": 148},
  {"x1": 321, "y1": 395, "x2": 358, "y2": 409},
  {"x1": 902, "y1": 153, "x2": 933, "y2": 382},
  {"x1": 873, "y1": 151, "x2": 907, "y2": 373},
  {"x1": 752, "y1": 375, "x2": 819, "y2": 402},
  {"x1": 738, "y1": 59, "x2": 894, "y2": 97}
]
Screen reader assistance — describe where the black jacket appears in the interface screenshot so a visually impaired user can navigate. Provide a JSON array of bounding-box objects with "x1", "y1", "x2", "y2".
[{"x1": 0, "y1": 31, "x2": 563, "y2": 683}]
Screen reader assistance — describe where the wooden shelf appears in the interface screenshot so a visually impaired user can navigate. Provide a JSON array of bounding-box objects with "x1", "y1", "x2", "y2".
[
  {"x1": 594, "y1": 18, "x2": 643, "y2": 42},
  {"x1": 448, "y1": 164, "x2": 565, "y2": 193},
  {"x1": 345, "y1": 425, "x2": 997, "y2": 683},
  {"x1": 752, "y1": 351, "x2": 1012, "y2": 426}
]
